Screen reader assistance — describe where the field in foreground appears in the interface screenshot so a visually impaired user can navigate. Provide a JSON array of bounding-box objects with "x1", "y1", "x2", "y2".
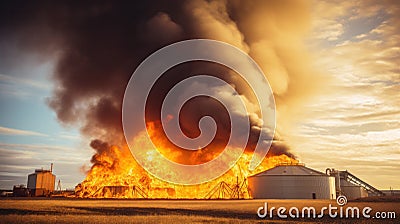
[{"x1": 0, "y1": 198, "x2": 399, "y2": 223}]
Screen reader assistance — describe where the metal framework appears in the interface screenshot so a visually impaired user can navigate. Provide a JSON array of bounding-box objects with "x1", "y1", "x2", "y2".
[
  {"x1": 92, "y1": 185, "x2": 148, "y2": 198},
  {"x1": 204, "y1": 178, "x2": 248, "y2": 199},
  {"x1": 56, "y1": 179, "x2": 62, "y2": 191},
  {"x1": 340, "y1": 171, "x2": 385, "y2": 196}
]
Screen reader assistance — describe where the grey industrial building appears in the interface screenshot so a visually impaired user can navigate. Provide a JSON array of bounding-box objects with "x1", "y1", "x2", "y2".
[{"x1": 248, "y1": 164, "x2": 383, "y2": 199}]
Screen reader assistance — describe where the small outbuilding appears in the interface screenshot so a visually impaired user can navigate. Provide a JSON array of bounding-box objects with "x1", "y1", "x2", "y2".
[{"x1": 27, "y1": 164, "x2": 56, "y2": 197}]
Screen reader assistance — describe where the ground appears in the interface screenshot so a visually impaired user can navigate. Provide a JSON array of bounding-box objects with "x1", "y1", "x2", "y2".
[{"x1": 0, "y1": 198, "x2": 399, "y2": 223}]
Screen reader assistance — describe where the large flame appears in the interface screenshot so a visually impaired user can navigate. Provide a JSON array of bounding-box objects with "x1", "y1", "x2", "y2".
[{"x1": 75, "y1": 122, "x2": 297, "y2": 199}]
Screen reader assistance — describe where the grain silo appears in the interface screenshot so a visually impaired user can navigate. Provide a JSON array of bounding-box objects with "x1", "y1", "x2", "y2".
[
  {"x1": 340, "y1": 180, "x2": 368, "y2": 199},
  {"x1": 248, "y1": 164, "x2": 336, "y2": 199},
  {"x1": 326, "y1": 168, "x2": 382, "y2": 199},
  {"x1": 27, "y1": 164, "x2": 56, "y2": 196}
]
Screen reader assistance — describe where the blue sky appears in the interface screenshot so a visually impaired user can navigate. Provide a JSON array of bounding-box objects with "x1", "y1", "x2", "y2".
[{"x1": 0, "y1": 58, "x2": 92, "y2": 189}]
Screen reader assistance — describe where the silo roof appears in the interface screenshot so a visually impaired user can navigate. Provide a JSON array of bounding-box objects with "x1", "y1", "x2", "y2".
[{"x1": 250, "y1": 165, "x2": 327, "y2": 177}]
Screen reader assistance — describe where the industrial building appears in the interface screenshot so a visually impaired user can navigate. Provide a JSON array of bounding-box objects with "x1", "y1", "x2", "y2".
[
  {"x1": 381, "y1": 189, "x2": 400, "y2": 197},
  {"x1": 326, "y1": 168, "x2": 383, "y2": 199},
  {"x1": 12, "y1": 184, "x2": 30, "y2": 197},
  {"x1": 248, "y1": 164, "x2": 383, "y2": 200},
  {"x1": 27, "y1": 164, "x2": 56, "y2": 196},
  {"x1": 248, "y1": 164, "x2": 336, "y2": 199}
]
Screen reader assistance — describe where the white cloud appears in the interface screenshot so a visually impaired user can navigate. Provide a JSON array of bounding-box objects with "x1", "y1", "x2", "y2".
[
  {"x1": 312, "y1": 19, "x2": 344, "y2": 41},
  {"x1": 0, "y1": 74, "x2": 50, "y2": 90},
  {"x1": 0, "y1": 126, "x2": 48, "y2": 137},
  {"x1": 0, "y1": 142, "x2": 92, "y2": 189}
]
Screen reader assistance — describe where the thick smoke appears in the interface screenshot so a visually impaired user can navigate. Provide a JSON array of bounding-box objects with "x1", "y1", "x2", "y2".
[{"x1": 0, "y1": 0, "x2": 320, "y2": 173}]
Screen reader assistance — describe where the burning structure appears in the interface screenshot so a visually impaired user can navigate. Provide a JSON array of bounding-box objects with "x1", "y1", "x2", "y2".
[{"x1": 75, "y1": 152, "x2": 297, "y2": 199}]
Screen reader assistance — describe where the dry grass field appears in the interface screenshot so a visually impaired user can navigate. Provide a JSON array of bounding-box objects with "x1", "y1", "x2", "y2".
[{"x1": 0, "y1": 198, "x2": 399, "y2": 223}]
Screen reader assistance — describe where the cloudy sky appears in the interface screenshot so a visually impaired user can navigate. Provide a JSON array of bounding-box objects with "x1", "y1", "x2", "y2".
[
  {"x1": 0, "y1": 62, "x2": 92, "y2": 189},
  {"x1": 289, "y1": 0, "x2": 400, "y2": 189},
  {"x1": 0, "y1": 0, "x2": 399, "y2": 190}
]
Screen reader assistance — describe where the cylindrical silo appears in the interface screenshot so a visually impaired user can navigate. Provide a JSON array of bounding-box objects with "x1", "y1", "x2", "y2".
[{"x1": 248, "y1": 164, "x2": 336, "y2": 199}]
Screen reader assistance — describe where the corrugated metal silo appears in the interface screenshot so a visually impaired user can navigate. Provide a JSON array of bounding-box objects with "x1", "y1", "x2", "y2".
[{"x1": 339, "y1": 179, "x2": 368, "y2": 199}]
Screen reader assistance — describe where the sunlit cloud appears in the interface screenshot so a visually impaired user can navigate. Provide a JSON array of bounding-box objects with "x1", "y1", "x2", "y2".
[{"x1": 287, "y1": 0, "x2": 400, "y2": 189}]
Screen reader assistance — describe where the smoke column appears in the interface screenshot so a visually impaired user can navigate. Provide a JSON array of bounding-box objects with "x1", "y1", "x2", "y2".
[{"x1": 0, "y1": 0, "x2": 322, "y2": 177}]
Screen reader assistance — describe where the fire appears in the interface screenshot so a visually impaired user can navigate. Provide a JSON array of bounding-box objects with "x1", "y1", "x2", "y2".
[{"x1": 75, "y1": 122, "x2": 297, "y2": 199}]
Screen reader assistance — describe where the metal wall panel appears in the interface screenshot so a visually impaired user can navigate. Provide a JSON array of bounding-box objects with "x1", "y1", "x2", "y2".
[
  {"x1": 248, "y1": 175, "x2": 336, "y2": 199},
  {"x1": 27, "y1": 174, "x2": 37, "y2": 189},
  {"x1": 27, "y1": 172, "x2": 55, "y2": 191},
  {"x1": 341, "y1": 186, "x2": 368, "y2": 199}
]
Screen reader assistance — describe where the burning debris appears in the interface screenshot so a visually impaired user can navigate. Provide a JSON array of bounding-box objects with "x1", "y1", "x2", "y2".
[{"x1": 75, "y1": 145, "x2": 296, "y2": 199}]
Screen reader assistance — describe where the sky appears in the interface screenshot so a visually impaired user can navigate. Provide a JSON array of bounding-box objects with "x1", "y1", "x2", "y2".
[
  {"x1": 288, "y1": 0, "x2": 400, "y2": 189},
  {"x1": 0, "y1": 0, "x2": 399, "y2": 190},
  {"x1": 0, "y1": 60, "x2": 92, "y2": 189}
]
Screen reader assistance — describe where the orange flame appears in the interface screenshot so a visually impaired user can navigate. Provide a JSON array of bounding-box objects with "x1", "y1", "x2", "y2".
[{"x1": 75, "y1": 122, "x2": 297, "y2": 199}]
